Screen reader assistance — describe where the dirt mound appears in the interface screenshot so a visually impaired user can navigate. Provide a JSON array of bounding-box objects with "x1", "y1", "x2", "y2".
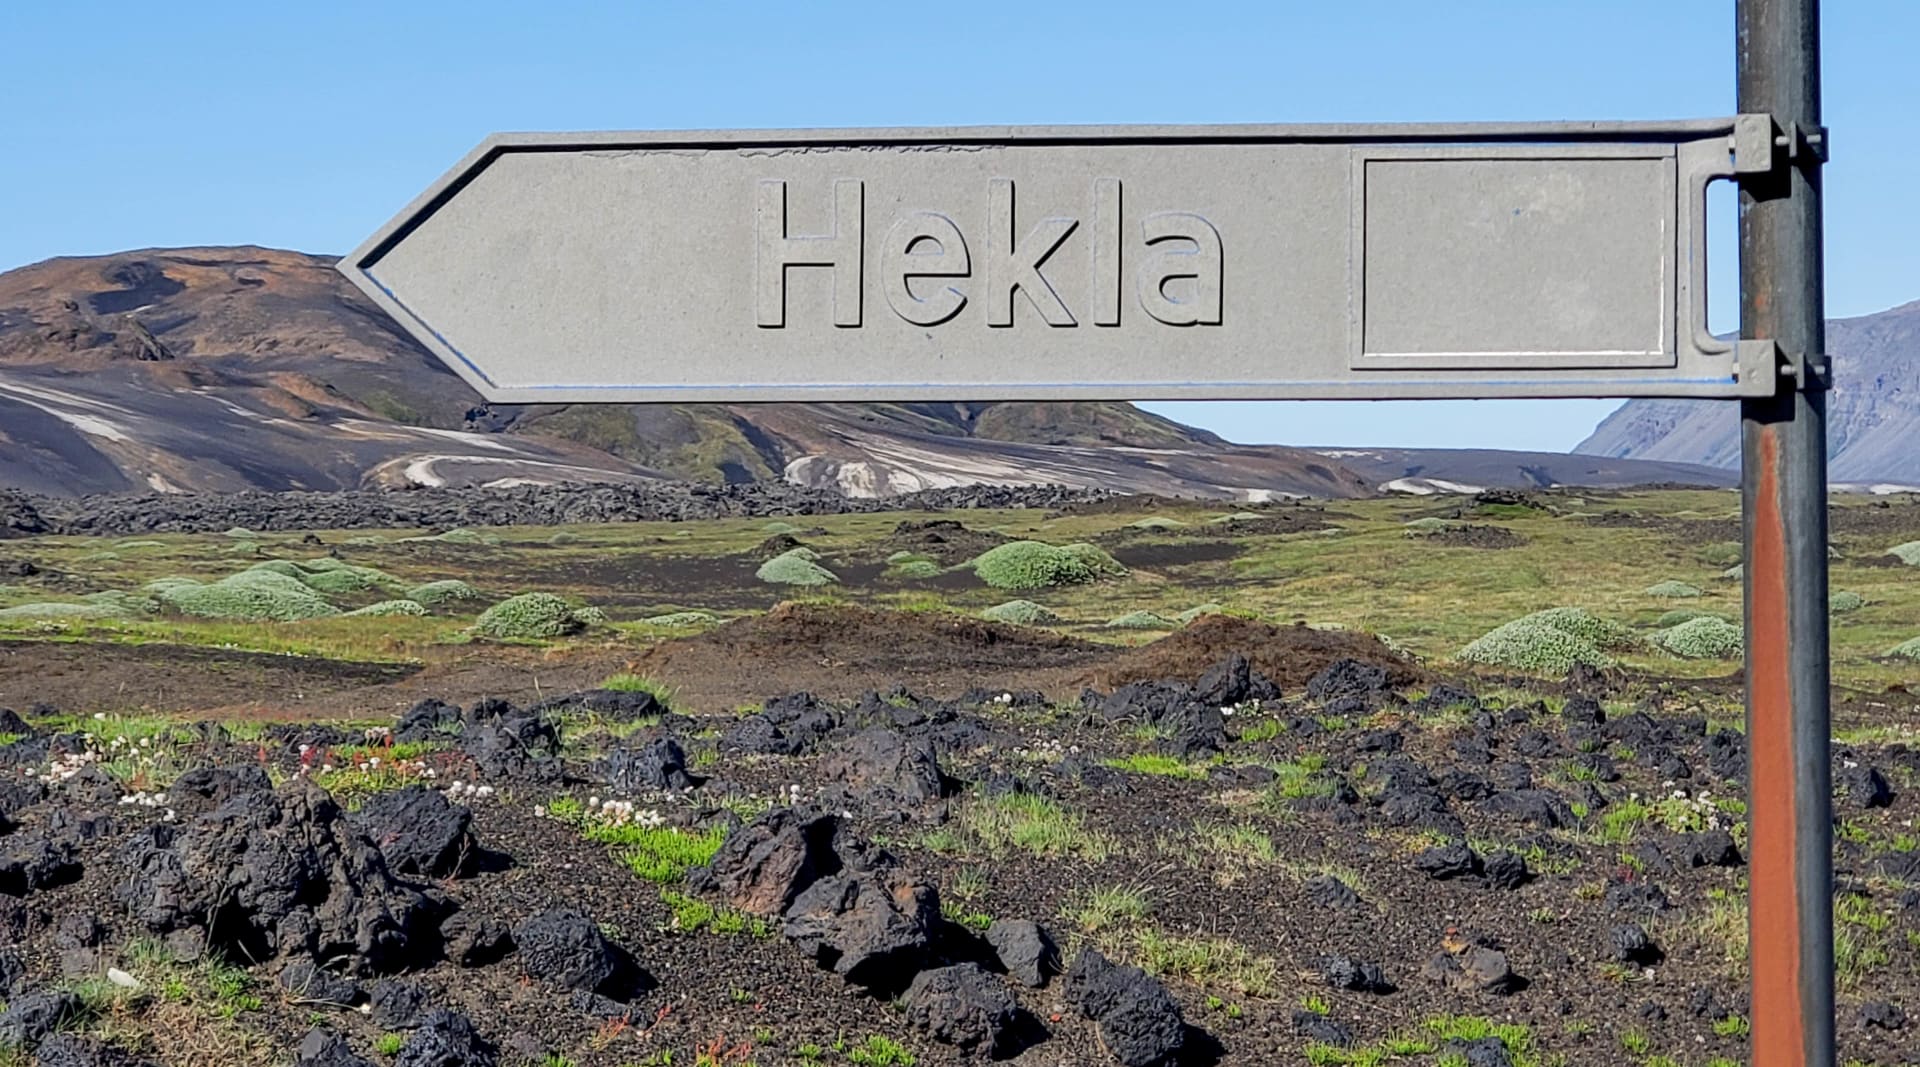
[
  {"x1": 1408, "y1": 524, "x2": 1529, "y2": 549},
  {"x1": 631, "y1": 602, "x2": 1105, "y2": 709},
  {"x1": 1079, "y1": 615, "x2": 1425, "y2": 692},
  {"x1": 875, "y1": 520, "x2": 1009, "y2": 565}
]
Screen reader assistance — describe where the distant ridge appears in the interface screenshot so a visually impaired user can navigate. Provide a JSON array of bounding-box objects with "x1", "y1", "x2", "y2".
[{"x1": 1576, "y1": 299, "x2": 1920, "y2": 482}]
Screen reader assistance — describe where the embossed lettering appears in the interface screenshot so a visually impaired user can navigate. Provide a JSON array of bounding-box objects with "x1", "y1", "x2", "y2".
[
  {"x1": 1090, "y1": 178, "x2": 1122, "y2": 326},
  {"x1": 755, "y1": 178, "x2": 863, "y2": 328},
  {"x1": 1137, "y1": 212, "x2": 1223, "y2": 326},
  {"x1": 985, "y1": 178, "x2": 1078, "y2": 328},
  {"x1": 882, "y1": 212, "x2": 970, "y2": 326}
]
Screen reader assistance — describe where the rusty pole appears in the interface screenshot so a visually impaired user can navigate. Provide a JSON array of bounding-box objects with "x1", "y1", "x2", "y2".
[{"x1": 1738, "y1": 1, "x2": 1833, "y2": 1065}]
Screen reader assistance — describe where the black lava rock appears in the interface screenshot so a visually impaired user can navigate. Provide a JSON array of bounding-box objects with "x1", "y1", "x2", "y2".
[
  {"x1": 368, "y1": 979, "x2": 432, "y2": 1028},
  {"x1": 1305, "y1": 873, "x2": 1362, "y2": 910},
  {"x1": 1684, "y1": 829, "x2": 1743, "y2": 868},
  {"x1": 116, "y1": 781, "x2": 441, "y2": 975},
  {"x1": 597, "y1": 737, "x2": 698, "y2": 793},
  {"x1": 1860, "y1": 1000, "x2": 1907, "y2": 1031},
  {"x1": 353, "y1": 786, "x2": 476, "y2": 879},
  {"x1": 1610, "y1": 923, "x2": 1663, "y2": 966},
  {"x1": 32, "y1": 1034, "x2": 161, "y2": 1067},
  {"x1": 296, "y1": 1028, "x2": 377, "y2": 1067},
  {"x1": 1063, "y1": 950, "x2": 1187, "y2": 1067},
  {"x1": 903, "y1": 963, "x2": 1018, "y2": 1054},
  {"x1": 395, "y1": 1009, "x2": 497, "y2": 1067},
  {"x1": 986, "y1": 919, "x2": 1059, "y2": 988},
  {"x1": 0, "y1": 990, "x2": 82, "y2": 1050},
  {"x1": 1413, "y1": 842, "x2": 1483, "y2": 880},
  {"x1": 1841, "y1": 765, "x2": 1894, "y2": 809},
  {"x1": 513, "y1": 909, "x2": 633, "y2": 998},
  {"x1": 1320, "y1": 955, "x2": 1392, "y2": 994},
  {"x1": 1307, "y1": 659, "x2": 1391, "y2": 703},
  {"x1": 1291, "y1": 1012, "x2": 1353, "y2": 1046},
  {"x1": 1483, "y1": 850, "x2": 1531, "y2": 891},
  {"x1": 439, "y1": 911, "x2": 513, "y2": 968},
  {"x1": 278, "y1": 960, "x2": 363, "y2": 1008},
  {"x1": 783, "y1": 868, "x2": 939, "y2": 991}
]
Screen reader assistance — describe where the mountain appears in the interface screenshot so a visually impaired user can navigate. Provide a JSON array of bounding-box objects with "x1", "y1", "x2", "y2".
[
  {"x1": 1575, "y1": 300, "x2": 1920, "y2": 486},
  {"x1": 1312, "y1": 448, "x2": 1736, "y2": 494},
  {"x1": 0, "y1": 247, "x2": 1373, "y2": 499}
]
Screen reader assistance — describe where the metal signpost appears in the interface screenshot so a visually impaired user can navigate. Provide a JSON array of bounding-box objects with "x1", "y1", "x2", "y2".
[{"x1": 341, "y1": 1, "x2": 1831, "y2": 1061}]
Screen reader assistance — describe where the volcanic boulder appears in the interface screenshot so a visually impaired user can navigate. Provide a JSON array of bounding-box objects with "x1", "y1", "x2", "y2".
[
  {"x1": 819, "y1": 728, "x2": 951, "y2": 811},
  {"x1": 459, "y1": 713, "x2": 563, "y2": 784},
  {"x1": 395, "y1": 1009, "x2": 497, "y2": 1067},
  {"x1": 513, "y1": 908, "x2": 639, "y2": 999},
  {"x1": 295, "y1": 1028, "x2": 377, "y2": 1067},
  {"x1": 353, "y1": 787, "x2": 476, "y2": 879},
  {"x1": 31, "y1": 1034, "x2": 161, "y2": 1067},
  {"x1": 782, "y1": 868, "x2": 940, "y2": 990},
  {"x1": 596, "y1": 737, "x2": 698, "y2": 793},
  {"x1": 986, "y1": 919, "x2": 1060, "y2": 988},
  {"x1": 1063, "y1": 950, "x2": 1187, "y2": 1067},
  {"x1": 698, "y1": 808, "x2": 850, "y2": 917},
  {"x1": 903, "y1": 963, "x2": 1019, "y2": 1054},
  {"x1": 0, "y1": 990, "x2": 82, "y2": 1051},
  {"x1": 116, "y1": 779, "x2": 443, "y2": 974}
]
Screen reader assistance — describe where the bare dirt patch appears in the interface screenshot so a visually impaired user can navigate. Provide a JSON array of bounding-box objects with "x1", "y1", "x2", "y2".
[
  {"x1": 0, "y1": 639, "x2": 417, "y2": 715},
  {"x1": 629, "y1": 602, "x2": 1107, "y2": 709},
  {"x1": 1077, "y1": 614, "x2": 1427, "y2": 692}
]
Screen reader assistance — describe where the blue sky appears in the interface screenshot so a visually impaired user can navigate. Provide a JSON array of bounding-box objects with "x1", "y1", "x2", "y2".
[{"x1": 2, "y1": 1, "x2": 1911, "y2": 452}]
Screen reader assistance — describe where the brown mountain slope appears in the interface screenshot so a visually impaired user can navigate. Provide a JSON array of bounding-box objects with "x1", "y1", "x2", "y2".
[
  {"x1": 0, "y1": 247, "x2": 1370, "y2": 498},
  {"x1": 1575, "y1": 300, "x2": 1920, "y2": 486}
]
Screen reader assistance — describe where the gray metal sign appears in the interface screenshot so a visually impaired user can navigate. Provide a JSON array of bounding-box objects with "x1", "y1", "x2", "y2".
[{"x1": 341, "y1": 120, "x2": 1768, "y2": 404}]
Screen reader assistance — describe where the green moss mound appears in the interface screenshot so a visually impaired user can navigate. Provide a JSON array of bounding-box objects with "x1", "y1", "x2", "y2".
[
  {"x1": 756, "y1": 548, "x2": 838, "y2": 587},
  {"x1": 888, "y1": 559, "x2": 943, "y2": 580},
  {"x1": 409, "y1": 580, "x2": 483, "y2": 607},
  {"x1": 150, "y1": 570, "x2": 341, "y2": 622},
  {"x1": 297, "y1": 564, "x2": 399, "y2": 596},
  {"x1": 1524, "y1": 607, "x2": 1640, "y2": 651},
  {"x1": 1457, "y1": 607, "x2": 1635, "y2": 674},
  {"x1": 1126, "y1": 517, "x2": 1186, "y2": 530},
  {"x1": 1176, "y1": 603, "x2": 1225, "y2": 624},
  {"x1": 222, "y1": 527, "x2": 258, "y2": 539},
  {"x1": 1888, "y1": 541, "x2": 1920, "y2": 566},
  {"x1": 1644, "y1": 580, "x2": 1705, "y2": 599},
  {"x1": 473, "y1": 593, "x2": 601, "y2": 639},
  {"x1": 1888, "y1": 636, "x2": 1920, "y2": 661},
  {"x1": 762, "y1": 521, "x2": 801, "y2": 536},
  {"x1": 405, "y1": 528, "x2": 501, "y2": 546},
  {"x1": 980, "y1": 600, "x2": 1059, "y2": 626},
  {"x1": 968, "y1": 541, "x2": 1126, "y2": 591},
  {"x1": 0, "y1": 602, "x2": 128, "y2": 621},
  {"x1": 1402, "y1": 517, "x2": 1456, "y2": 533},
  {"x1": 884, "y1": 550, "x2": 928, "y2": 565},
  {"x1": 1656, "y1": 608, "x2": 1716, "y2": 628},
  {"x1": 1658, "y1": 616, "x2": 1744, "y2": 659},
  {"x1": 638, "y1": 610, "x2": 719, "y2": 627},
  {"x1": 1720, "y1": 564, "x2": 1744, "y2": 581},
  {"x1": 548, "y1": 531, "x2": 581, "y2": 546},
  {"x1": 1458, "y1": 618, "x2": 1613, "y2": 674},
  {"x1": 1829, "y1": 590, "x2": 1867, "y2": 615},
  {"x1": 1697, "y1": 541, "x2": 1744, "y2": 567},
  {"x1": 344, "y1": 600, "x2": 428, "y2": 618},
  {"x1": 1106, "y1": 610, "x2": 1173, "y2": 630}
]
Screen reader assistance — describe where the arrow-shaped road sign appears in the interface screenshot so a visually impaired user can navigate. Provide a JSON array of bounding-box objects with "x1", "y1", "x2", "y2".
[{"x1": 339, "y1": 120, "x2": 1771, "y2": 405}]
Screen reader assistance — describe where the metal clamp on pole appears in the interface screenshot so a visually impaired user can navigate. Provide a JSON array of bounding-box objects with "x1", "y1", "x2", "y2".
[
  {"x1": 1738, "y1": 339, "x2": 1833, "y2": 394},
  {"x1": 1732, "y1": 113, "x2": 1830, "y2": 177}
]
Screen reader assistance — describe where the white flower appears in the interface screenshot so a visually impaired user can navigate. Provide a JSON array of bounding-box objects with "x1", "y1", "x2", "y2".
[{"x1": 93, "y1": 713, "x2": 107, "y2": 721}]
